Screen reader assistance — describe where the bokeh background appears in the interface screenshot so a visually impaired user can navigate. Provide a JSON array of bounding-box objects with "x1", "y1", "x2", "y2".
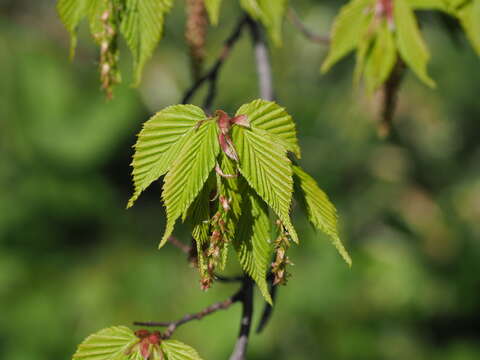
[{"x1": 1, "y1": 1, "x2": 480, "y2": 359}]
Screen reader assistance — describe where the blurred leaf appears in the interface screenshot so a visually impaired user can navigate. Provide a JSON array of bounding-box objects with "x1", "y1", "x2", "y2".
[
  {"x1": 205, "y1": 0, "x2": 222, "y2": 25},
  {"x1": 128, "y1": 105, "x2": 206, "y2": 208},
  {"x1": 57, "y1": 0, "x2": 90, "y2": 57},
  {"x1": 293, "y1": 165, "x2": 351, "y2": 266},
  {"x1": 72, "y1": 326, "x2": 138, "y2": 360},
  {"x1": 364, "y1": 22, "x2": 397, "y2": 93},
  {"x1": 321, "y1": 0, "x2": 374, "y2": 73},
  {"x1": 395, "y1": 0, "x2": 436, "y2": 87},
  {"x1": 121, "y1": 0, "x2": 173, "y2": 85},
  {"x1": 408, "y1": 0, "x2": 449, "y2": 10},
  {"x1": 240, "y1": 0, "x2": 288, "y2": 46},
  {"x1": 456, "y1": 0, "x2": 480, "y2": 55}
]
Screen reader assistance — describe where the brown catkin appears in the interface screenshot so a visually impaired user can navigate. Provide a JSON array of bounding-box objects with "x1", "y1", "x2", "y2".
[{"x1": 185, "y1": 0, "x2": 208, "y2": 80}]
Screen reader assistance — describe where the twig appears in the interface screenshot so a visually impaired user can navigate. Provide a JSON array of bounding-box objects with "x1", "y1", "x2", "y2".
[
  {"x1": 134, "y1": 289, "x2": 243, "y2": 338},
  {"x1": 168, "y1": 236, "x2": 191, "y2": 254},
  {"x1": 256, "y1": 275, "x2": 278, "y2": 333},
  {"x1": 247, "y1": 18, "x2": 274, "y2": 101},
  {"x1": 287, "y1": 7, "x2": 330, "y2": 46},
  {"x1": 229, "y1": 278, "x2": 254, "y2": 360},
  {"x1": 182, "y1": 15, "x2": 249, "y2": 112}
]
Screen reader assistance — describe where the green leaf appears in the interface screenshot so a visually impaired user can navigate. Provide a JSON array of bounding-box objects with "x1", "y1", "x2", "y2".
[
  {"x1": 160, "y1": 120, "x2": 220, "y2": 248},
  {"x1": 57, "y1": 0, "x2": 91, "y2": 58},
  {"x1": 72, "y1": 326, "x2": 138, "y2": 360},
  {"x1": 121, "y1": 0, "x2": 173, "y2": 85},
  {"x1": 235, "y1": 99, "x2": 301, "y2": 158},
  {"x1": 205, "y1": 0, "x2": 223, "y2": 25},
  {"x1": 161, "y1": 340, "x2": 203, "y2": 360},
  {"x1": 457, "y1": 0, "x2": 480, "y2": 55},
  {"x1": 407, "y1": 0, "x2": 449, "y2": 10},
  {"x1": 321, "y1": 0, "x2": 374, "y2": 73},
  {"x1": 232, "y1": 126, "x2": 298, "y2": 243},
  {"x1": 240, "y1": 0, "x2": 288, "y2": 46},
  {"x1": 128, "y1": 105, "x2": 206, "y2": 208},
  {"x1": 293, "y1": 165, "x2": 352, "y2": 266},
  {"x1": 364, "y1": 22, "x2": 397, "y2": 93},
  {"x1": 394, "y1": 0, "x2": 436, "y2": 87},
  {"x1": 235, "y1": 190, "x2": 273, "y2": 304}
]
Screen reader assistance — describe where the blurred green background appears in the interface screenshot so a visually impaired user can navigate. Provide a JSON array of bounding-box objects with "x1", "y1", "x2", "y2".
[{"x1": 1, "y1": 1, "x2": 480, "y2": 359}]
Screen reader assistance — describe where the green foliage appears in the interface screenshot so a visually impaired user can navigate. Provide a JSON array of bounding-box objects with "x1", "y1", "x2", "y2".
[
  {"x1": 204, "y1": 0, "x2": 222, "y2": 26},
  {"x1": 129, "y1": 100, "x2": 350, "y2": 302},
  {"x1": 322, "y1": 0, "x2": 434, "y2": 91},
  {"x1": 293, "y1": 165, "x2": 352, "y2": 266},
  {"x1": 121, "y1": 0, "x2": 173, "y2": 85},
  {"x1": 240, "y1": 0, "x2": 288, "y2": 45},
  {"x1": 395, "y1": 0, "x2": 435, "y2": 87},
  {"x1": 72, "y1": 326, "x2": 138, "y2": 360},
  {"x1": 454, "y1": 0, "x2": 480, "y2": 55},
  {"x1": 161, "y1": 340, "x2": 203, "y2": 360},
  {"x1": 72, "y1": 326, "x2": 203, "y2": 360}
]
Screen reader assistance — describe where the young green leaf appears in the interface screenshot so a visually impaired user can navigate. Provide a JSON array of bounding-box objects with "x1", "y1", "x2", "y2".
[
  {"x1": 293, "y1": 165, "x2": 352, "y2": 266},
  {"x1": 121, "y1": 0, "x2": 173, "y2": 85},
  {"x1": 407, "y1": 0, "x2": 449, "y2": 10},
  {"x1": 394, "y1": 0, "x2": 436, "y2": 87},
  {"x1": 456, "y1": 0, "x2": 480, "y2": 55},
  {"x1": 240, "y1": 0, "x2": 288, "y2": 46},
  {"x1": 364, "y1": 22, "x2": 397, "y2": 93},
  {"x1": 57, "y1": 0, "x2": 91, "y2": 57},
  {"x1": 72, "y1": 326, "x2": 138, "y2": 360},
  {"x1": 235, "y1": 190, "x2": 273, "y2": 304},
  {"x1": 160, "y1": 120, "x2": 220, "y2": 248},
  {"x1": 128, "y1": 105, "x2": 206, "y2": 208},
  {"x1": 205, "y1": 0, "x2": 223, "y2": 25},
  {"x1": 321, "y1": 0, "x2": 374, "y2": 73},
  {"x1": 161, "y1": 340, "x2": 204, "y2": 360},
  {"x1": 232, "y1": 126, "x2": 298, "y2": 243},
  {"x1": 235, "y1": 99, "x2": 301, "y2": 158}
]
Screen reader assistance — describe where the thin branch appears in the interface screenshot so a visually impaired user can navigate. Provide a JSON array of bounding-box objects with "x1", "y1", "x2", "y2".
[
  {"x1": 229, "y1": 278, "x2": 254, "y2": 360},
  {"x1": 168, "y1": 236, "x2": 191, "y2": 254},
  {"x1": 182, "y1": 15, "x2": 249, "y2": 112},
  {"x1": 287, "y1": 8, "x2": 330, "y2": 46},
  {"x1": 247, "y1": 18, "x2": 274, "y2": 101},
  {"x1": 134, "y1": 289, "x2": 243, "y2": 338},
  {"x1": 256, "y1": 274, "x2": 278, "y2": 334}
]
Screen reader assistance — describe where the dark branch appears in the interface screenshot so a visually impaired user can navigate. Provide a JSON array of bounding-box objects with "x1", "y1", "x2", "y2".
[
  {"x1": 168, "y1": 236, "x2": 191, "y2": 254},
  {"x1": 229, "y1": 278, "x2": 254, "y2": 360},
  {"x1": 182, "y1": 15, "x2": 249, "y2": 112},
  {"x1": 256, "y1": 274, "x2": 278, "y2": 334},
  {"x1": 134, "y1": 289, "x2": 243, "y2": 338},
  {"x1": 247, "y1": 18, "x2": 274, "y2": 101},
  {"x1": 287, "y1": 8, "x2": 330, "y2": 46}
]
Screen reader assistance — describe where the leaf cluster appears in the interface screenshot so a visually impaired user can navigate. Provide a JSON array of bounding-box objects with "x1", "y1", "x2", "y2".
[
  {"x1": 72, "y1": 326, "x2": 203, "y2": 360},
  {"x1": 128, "y1": 99, "x2": 351, "y2": 303},
  {"x1": 322, "y1": 0, "x2": 480, "y2": 93}
]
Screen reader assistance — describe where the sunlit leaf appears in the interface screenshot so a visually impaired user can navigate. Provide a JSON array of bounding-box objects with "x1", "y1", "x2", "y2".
[
  {"x1": 293, "y1": 165, "x2": 351, "y2": 266},
  {"x1": 394, "y1": 0, "x2": 435, "y2": 87},
  {"x1": 235, "y1": 190, "x2": 273, "y2": 304},
  {"x1": 57, "y1": 0, "x2": 91, "y2": 57},
  {"x1": 121, "y1": 0, "x2": 173, "y2": 85},
  {"x1": 457, "y1": 0, "x2": 480, "y2": 55},
  {"x1": 232, "y1": 126, "x2": 298, "y2": 243},
  {"x1": 161, "y1": 120, "x2": 220, "y2": 248},
  {"x1": 321, "y1": 0, "x2": 374, "y2": 73},
  {"x1": 161, "y1": 340, "x2": 203, "y2": 360},
  {"x1": 364, "y1": 22, "x2": 397, "y2": 93},
  {"x1": 72, "y1": 326, "x2": 138, "y2": 360},
  {"x1": 235, "y1": 99, "x2": 301, "y2": 158},
  {"x1": 205, "y1": 0, "x2": 223, "y2": 25},
  {"x1": 128, "y1": 105, "x2": 206, "y2": 208}
]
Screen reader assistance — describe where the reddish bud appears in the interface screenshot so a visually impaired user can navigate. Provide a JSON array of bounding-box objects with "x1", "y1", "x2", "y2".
[{"x1": 231, "y1": 114, "x2": 250, "y2": 128}]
